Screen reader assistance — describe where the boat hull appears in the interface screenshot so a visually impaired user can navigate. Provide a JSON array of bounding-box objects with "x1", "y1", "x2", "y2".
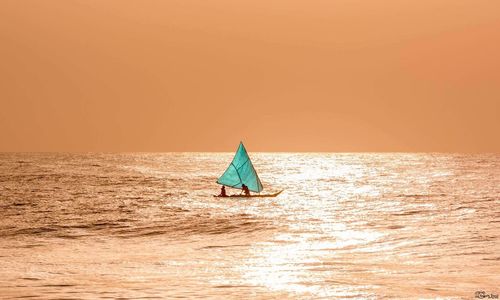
[{"x1": 213, "y1": 190, "x2": 283, "y2": 198}]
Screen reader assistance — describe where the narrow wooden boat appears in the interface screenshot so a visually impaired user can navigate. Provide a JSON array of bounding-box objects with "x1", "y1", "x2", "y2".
[{"x1": 213, "y1": 190, "x2": 283, "y2": 198}]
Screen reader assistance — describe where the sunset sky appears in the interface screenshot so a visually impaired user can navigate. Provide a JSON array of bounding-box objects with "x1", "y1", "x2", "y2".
[{"x1": 1, "y1": 0, "x2": 499, "y2": 152}]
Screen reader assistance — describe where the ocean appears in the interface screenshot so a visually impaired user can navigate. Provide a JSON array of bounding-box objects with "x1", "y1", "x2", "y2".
[{"x1": 0, "y1": 153, "x2": 498, "y2": 299}]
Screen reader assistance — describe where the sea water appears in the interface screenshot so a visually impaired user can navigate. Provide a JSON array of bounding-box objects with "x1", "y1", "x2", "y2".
[{"x1": 0, "y1": 153, "x2": 498, "y2": 299}]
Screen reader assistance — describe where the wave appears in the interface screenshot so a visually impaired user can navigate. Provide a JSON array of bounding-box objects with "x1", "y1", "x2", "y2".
[{"x1": 0, "y1": 211, "x2": 274, "y2": 240}]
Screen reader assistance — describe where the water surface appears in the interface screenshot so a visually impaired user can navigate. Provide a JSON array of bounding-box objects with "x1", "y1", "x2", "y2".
[{"x1": 0, "y1": 153, "x2": 498, "y2": 299}]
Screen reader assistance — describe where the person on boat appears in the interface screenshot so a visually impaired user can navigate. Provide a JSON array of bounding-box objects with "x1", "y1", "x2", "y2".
[
  {"x1": 219, "y1": 186, "x2": 227, "y2": 197},
  {"x1": 241, "y1": 184, "x2": 250, "y2": 196}
]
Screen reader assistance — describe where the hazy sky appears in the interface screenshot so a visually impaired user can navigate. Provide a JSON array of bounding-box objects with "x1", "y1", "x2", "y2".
[{"x1": 1, "y1": 0, "x2": 499, "y2": 152}]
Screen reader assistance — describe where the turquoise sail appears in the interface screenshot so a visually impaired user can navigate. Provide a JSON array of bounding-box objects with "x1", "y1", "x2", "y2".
[{"x1": 217, "y1": 142, "x2": 264, "y2": 193}]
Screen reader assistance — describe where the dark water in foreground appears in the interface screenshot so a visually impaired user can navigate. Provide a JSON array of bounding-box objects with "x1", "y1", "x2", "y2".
[{"x1": 0, "y1": 153, "x2": 498, "y2": 299}]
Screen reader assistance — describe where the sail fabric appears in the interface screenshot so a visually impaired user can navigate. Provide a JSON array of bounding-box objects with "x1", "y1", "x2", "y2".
[{"x1": 217, "y1": 142, "x2": 264, "y2": 192}]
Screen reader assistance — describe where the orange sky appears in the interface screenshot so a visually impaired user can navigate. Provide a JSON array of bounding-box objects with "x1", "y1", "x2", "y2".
[{"x1": 1, "y1": 0, "x2": 499, "y2": 152}]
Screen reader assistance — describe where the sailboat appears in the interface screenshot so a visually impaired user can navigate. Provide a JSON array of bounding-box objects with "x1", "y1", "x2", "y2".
[{"x1": 214, "y1": 142, "x2": 283, "y2": 198}]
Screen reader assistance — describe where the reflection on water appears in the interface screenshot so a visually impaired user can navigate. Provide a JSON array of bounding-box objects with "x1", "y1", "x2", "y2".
[{"x1": 0, "y1": 153, "x2": 498, "y2": 299}]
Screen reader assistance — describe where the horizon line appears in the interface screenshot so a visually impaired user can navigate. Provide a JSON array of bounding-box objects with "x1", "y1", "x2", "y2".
[{"x1": 0, "y1": 151, "x2": 498, "y2": 155}]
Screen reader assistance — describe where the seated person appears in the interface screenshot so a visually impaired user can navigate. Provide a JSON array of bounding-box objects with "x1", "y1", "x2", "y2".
[
  {"x1": 219, "y1": 186, "x2": 227, "y2": 197},
  {"x1": 241, "y1": 184, "x2": 250, "y2": 196}
]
